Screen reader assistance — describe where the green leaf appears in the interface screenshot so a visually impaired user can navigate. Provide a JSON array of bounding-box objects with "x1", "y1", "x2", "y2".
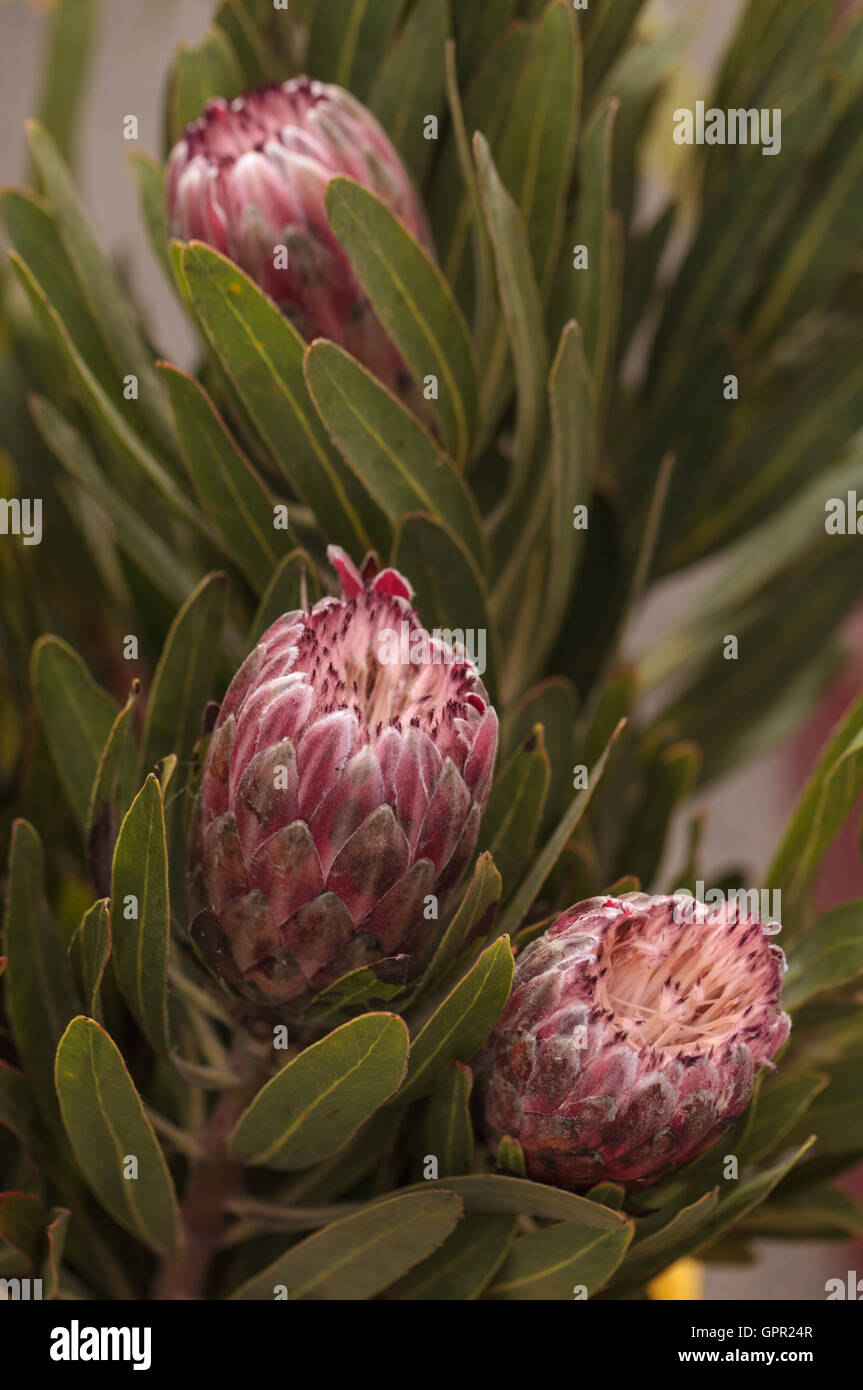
[
  {"x1": 161, "y1": 363, "x2": 290, "y2": 594},
  {"x1": 474, "y1": 132, "x2": 548, "y2": 479},
  {"x1": 768, "y1": 684, "x2": 863, "y2": 921},
  {"x1": 0, "y1": 1194, "x2": 44, "y2": 1265},
  {"x1": 54, "y1": 1017, "x2": 180, "y2": 1255},
  {"x1": 398, "y1": 936, "x2": 514, "y2": 1103},
  {"x1": 27, "y1": 121, "x2": 175, "y2": 456},
  {"x1": 140, "y1": 571, "x2": 227, "y2": 777},
  {"x1": 302, "y1": 962, "x2": 409, "y2": 1031},
  {"x1": 496, "y1": 720, "x2": 623, "y2": 938},
  {"x1": 569, "y1": 98, "x2": 619, "y2": 405},
  {"x1": 400, "y1": 1172, "x2": 634, "y2": 1227},
  {"x1": 0, "y1": 189, "x2": 117, "y2": 391},
  {"x1": 488, "y1": 1219, "x2": 633, "y2": 1299},
  {"x1": 794, "y1": 1061, "x2": 863, "y2": 1153},
  {"x1": 422, "y1": 853, "x2": 503, "y2": 990},
  {"x1": 326, "y1": 177, "x2": 479, "y2": 469},
  {"x1": 479, "y1": 725, "x2": 550, "y2": 895},
  {"x1": 128, "y1": 153, "x2": 172, "y2": 283},
  {"x1": 616, "y1": 1190, "x2": 719, "y2": 1289},
  {"x1": 304, "y1": 341, "x2": 486, "y2": 566},
  {"x1": 544, "y1": 323, "x2": 593, "y2": 659},
  {"x1": 741, "y1": 1183, "x2": 863, "y2": 1240},
  {"x1": 230, "y1": 1189, "x2": 462, "y2": 1300},
  {"x1": 0, "y1": 1061, "x2": 34, "y2": 1149},
  {"x1": 369, "y1": 0, "x2": 448, "y2": 182},
  {"x1": 85, "y1": 684, "x2": 139, "y2": 895},
  {"x1": 385, "y1": 1212, "x2": 516, "y2": 1300},
  {"x1": 392, "y1": 511, "x2": 498, "y2": 698},
  {"x1": 31, "y1": 636, "x2": 117, "y2": 831},
  {"x1": 2, "y1": 832, "x2": 79, "y2": 1139},
  {"x1": 583, "y1": 0, "x2": 648, "y2": 100},
  {"x1": 215, "y1": 1, "x2": 269, "y2": 85},
  {"x1": 509, "y1": 677, "x2": 579, "y2": 832},
  {"x1": 110, "y1": 776, "x2": 171, "y2": 1054},
  {"x1": 784, "y1": 902, "x2": 863, "y2": 1009},
  {"x1": 10, "y1": 255, "x2": 206, "y2": 537},
  {"x1": 33, "y1": 0, "x2": 100, "y2": 165},
  {"x1": 167, "y1": 27, "x2": 244, "y2": 144},
  {"x1": 423, "y1": 1060, "x2": 475, "y2": 1178},
  {"x1": 496, "y1": 0, "x2": 582, "y2": 294},
  {"x1": 68, "y1": 900, "x2": 111, "y2": 1022},
  {"x1": 29, "y1": 395, "x2": 197, "y2": 608},
  {"x1": 179, "y1": 242, "x2": 387, "y2": 555},
  {"x1": 228, "y1": 1014, "x2": 409, "y2": 1170},
  {"x1": 306, "y1": 0, "x2": 406, "y2": 100},
  {"x1": 739, "y1": 1074, "x2": 826, "y2": 1166},
  {"x1": 249, "y1": 549, "x2": 323, "y2": 646}
]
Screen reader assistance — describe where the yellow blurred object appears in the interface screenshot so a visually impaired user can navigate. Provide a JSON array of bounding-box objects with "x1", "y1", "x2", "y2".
[{"x1": 648, "y1": 1258, "x2": 704, "y2": 1300}]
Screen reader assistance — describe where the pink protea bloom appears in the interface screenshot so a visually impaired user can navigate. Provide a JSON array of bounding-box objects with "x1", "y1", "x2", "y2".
[
  {"x1": 166, "y1": 77, "x2": 433, "y2": 405},
  {"x1": 480, "y1": 893, "x2": 790, "y2": 1192},
  {"x1": 190, "y1": 548, "x2": 497, "y2": 1012}
]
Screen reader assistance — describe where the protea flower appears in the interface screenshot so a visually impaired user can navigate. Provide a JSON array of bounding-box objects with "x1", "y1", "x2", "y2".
[
  {"x1": 480, "y1": 893, "x2": 790, "y2": 1192},
  {"x1": 189, "y1": 547, "x2": 497, "y2": 1012},
  {"x1": 166, "y1": 77, "x2": 432, "y2": 405}
]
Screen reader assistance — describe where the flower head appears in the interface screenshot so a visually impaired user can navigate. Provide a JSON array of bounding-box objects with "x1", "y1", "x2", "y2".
[
  {"x1": 166, "y1": 77, "x2": 432, "y2": 405},
  {"x1": 190, "y1": 548, "x2": 497, "y2": 1012},
  {"x1": 480, "y1": 893, "x2": 790, "y2": 1191}
]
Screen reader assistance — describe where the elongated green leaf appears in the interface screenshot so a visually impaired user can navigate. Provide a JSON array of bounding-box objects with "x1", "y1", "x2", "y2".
[
  {"x1": 302, "y1": 962, "x2": 408, "y2": 1031},
  {"x1": 140, "y1": 571, "x2": 227, "y2": 777},
  {"x1": 27, "y1": 121, "x2": 175, "y2": 455},
  {"x1": 496, "y1": 0, "x2": 581, "y2": 293},
  {"x1": 3, "y1": 822, "x2": 78, "y2": 1132},
  {"x1": 545, "y1": 323, "x2": 593, "y2": 654},
  {"x1": 474, "y1": 132, "x2": 547, "y2": 478},
  {"x1": 0, "y1": 189, "x2": 118, "y2": 391},
  {"x1": 307, "y1": 0, "x2": 406, "y2": 99},
  {"x1": 768, "y1": 693, "x2": 863, "y2": 919},
  {"x1": 68, "y1": 900, "x2": 111, "y2": 1022},
  {"x1": 215, "y1": 1, "x2": 269, "y2": 85},
  {"x1": 479, "y1": 726, "x2": 550, "y2": 894},
  {"x1": 85, "y1": 685, "x2": 139, "y2": 895},
  {"x1": 161, "y1": 364, "x2": 289, "y2": 594},
  {"x1": 0, "y1": 1061, "x2": 34, "y2": 1148},
  {"x1": 31, "y1": 636, "x2": 116, "y2": 831},
  {"x1": 423, "y1": 853, "x2": 503, "y2": 989},
  {"x1": 570, "y1": 99, "x2": 618, "y2": 403},
  {"x1": 230, "y1": 1189, "x2": 462, "y2": 1300},
  {"x1": 128, "y1": 153, "x2": 172, "y2": 283},
  {"x1": 617, "y1": 1190, "x2": 719, "y2": 1287},
  {"x1": 55, "y1": 1017, "x2": 180, "y2": 1254},
  {"x1": 488, "y1": 1218, "x2": 632, "y2": 1299},
  {"x1": 793, "y1": 1061, "x2": 863, "y2": 1153},
  {"x1": 386, "y1": 1173, "x2": 632, "y2": 1227},
  {"x1": 249, "y1": 549, "x2": 323, "y2": 646},
  {"x1": 168, "y1": 28, "x2": 244, "y2": 143},
  {"x1": 399, "y1": 936, "x2": 514, "y2": 1103},
  {"x1": 741, "y1": 1183, "x2": 863, "y2": 1240},
  {"x1": 385, "y1": 1212, "x2": 516, "y2": 1300},
  {"x1": 784, "y1": 902, "x2": 863, "y2": 1009},
  {"x1": 110, "y1": 776, "x2": 171, "y2": 1053},
  {"x1": 497, "y1": 720, "x2": 623, "y2": 938},
  {"x1": 392, "y1": 511, "x2": 498, "y2": 698},
  {"x1": 34, "y1": 0, "x2": 99, "y2": 165},
  {"x1": 370, "y1": 0, "x2": 448, "y2": 182},
  {"x1": 10, "y1": 255, "x2": 206, "y2": 537},
  {"x1": 326, "y1": 177, "x2": 479, "y2": 468},
  {"x1": 179, "y1": 242, "x2": 387, "y2": 555},
  {"x1": 583, "y1": 0, "x2": 648, "y2": 100},
  {"x1": 739, "y1": 1074, "x2": 826, "y2": 1166},
  {"x1": 304, "y1": 341, "x2": 486, "y2": 565},
  {"x1": 229, "y1": 1014, "x2": 409, "y2": 1170},
  {"x1": 29, "y1": 395, "x2": 196, "y2": 607},
  {"x1": 424, "y1": 1060, "x2": 474, "y2": 1179},
  {"x1": 509, "y1": 677, "x2": 579, "y2": 832}
]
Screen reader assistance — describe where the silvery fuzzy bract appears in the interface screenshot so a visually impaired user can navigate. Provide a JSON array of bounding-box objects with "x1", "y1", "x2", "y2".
[{"x1": 481, "y1": 893, "x2": 790, "y2": 1191}]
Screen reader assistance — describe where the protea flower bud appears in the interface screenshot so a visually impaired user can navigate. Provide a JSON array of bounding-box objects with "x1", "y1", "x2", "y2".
[
  {"x1": 480, "y1": 893, "x2": 790, "y2": 1192},
  {"x1": 166, "y1": 77, "x2": 432, "y2": 405},
  {"x1": 190, "y1": 547, "x2": 497, "y2": 1012}
]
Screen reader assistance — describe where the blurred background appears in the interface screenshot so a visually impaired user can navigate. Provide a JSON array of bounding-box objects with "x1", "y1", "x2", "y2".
[{"x1": 0, "y1": 0, "x2": 859, "y2": 1299}]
